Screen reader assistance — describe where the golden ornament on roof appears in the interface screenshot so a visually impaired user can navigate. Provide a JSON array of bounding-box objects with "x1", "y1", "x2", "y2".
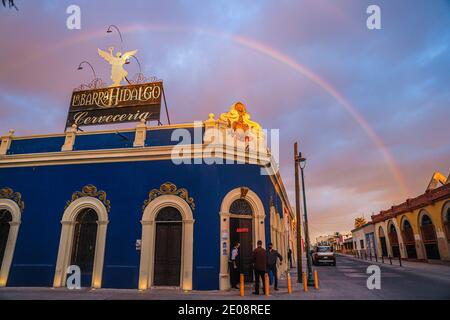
[{"x1": 219, "y1": 102, "x2": 262, "y2": 134}]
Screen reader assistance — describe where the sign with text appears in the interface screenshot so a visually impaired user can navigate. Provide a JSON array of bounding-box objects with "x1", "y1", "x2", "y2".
[{"x1": 66, "y1": 81, "x2": 163, "y2": 127}]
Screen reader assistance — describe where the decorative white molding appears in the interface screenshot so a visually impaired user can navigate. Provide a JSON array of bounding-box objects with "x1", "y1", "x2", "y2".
[
  {"x1": 133, "y1": 119, "x2": 147, "y2": 147},
  {"x1": 53, "y1": 197, "x2": 109, "y2": 289},
  {"x1": 61, "y1": 125, "x2": 77, "y2": 152},
  {"x1": 139, "y1": 195, "x2": 194, "y2": 291},
  {"x1": 218, "y1": 187, "x2": 265, "y2": 291},
  {"x1": 0, "y1": 130, "x2": 14, "y2": 156},
  {"x1": 0, "y1": 199, "x2": 21, "y2": 287},
  {"x1": 0, "y1": 138, "x2": 293, "y2": 223},
  {"x1": 0, "y1": 144, "x2": 271, "y2": 168},
  {"x1": 10, "y1": 122, "x2": 196, "y2": 141}
]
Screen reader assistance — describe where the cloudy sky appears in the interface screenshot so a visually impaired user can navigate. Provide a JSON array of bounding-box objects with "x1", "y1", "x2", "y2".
[{"x1": 1, "y1": 0, "x2": 449, "y2": 240}]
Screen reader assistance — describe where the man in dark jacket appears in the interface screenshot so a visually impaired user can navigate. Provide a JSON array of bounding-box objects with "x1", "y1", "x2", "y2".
[
  {"x1": 252, "y1": 240, "x2": 267, "y2": 295},
  {"x1": 267, "y1": 242, "x2": 283, "y2": 290}
]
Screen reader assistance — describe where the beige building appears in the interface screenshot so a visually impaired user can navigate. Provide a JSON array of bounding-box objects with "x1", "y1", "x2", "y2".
[{"x1": 351, "y1": 222, "x2": 376, "y2": 257}]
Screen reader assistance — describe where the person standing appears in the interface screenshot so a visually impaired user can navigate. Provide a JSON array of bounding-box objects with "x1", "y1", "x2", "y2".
[
  {"x1": 288, "y1": 248, "x2": 293, "y2": 269},
  {"x1": 230, "y1": 242, "x2": 240, "y2": 289},
  {"x1": 266, "y1": 243, "x2": 283, "y2": 291},
  {"x1": 252, "y1": 240, "x2": 267, "y2": 295}
]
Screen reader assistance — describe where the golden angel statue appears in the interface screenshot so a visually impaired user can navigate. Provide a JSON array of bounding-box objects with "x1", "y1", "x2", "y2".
[{"x1": 98, "y1": 47, "x2": 138, "y2": 86}]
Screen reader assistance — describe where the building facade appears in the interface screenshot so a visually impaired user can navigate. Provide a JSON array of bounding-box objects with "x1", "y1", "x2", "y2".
[
  {"x1": 351, "y1": 223, "x2": 376, "y2": 257},
  {"x1": 371, "y1": 173, "x2": 450, "y2": 262},
  {"x1": 0, "y1": 102, "x2": 295, "y2": 290}
]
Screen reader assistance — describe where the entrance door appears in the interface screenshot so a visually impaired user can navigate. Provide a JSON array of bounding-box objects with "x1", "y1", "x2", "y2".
[
  {"x1": 402, "y1": 220, "x2": 417, "y2": 259},
  {"x1": 421, "y1": 215, "x2": 440, "y2": 260},
  {"x1": 70, "y1": 208, "x2": 98, "y2": 287},
  {"x1": 230, "y1": 217, "x2": 253, "y2": 282},
  {"x1": 154, "y1": 207, "x2": 182, "y2": 286},
  {"x1": 388, "y1": 224, "x2": 400, "y2": 258},
  {"x1": 0, "y1": 209, "x2": 12, "y2": 269}
]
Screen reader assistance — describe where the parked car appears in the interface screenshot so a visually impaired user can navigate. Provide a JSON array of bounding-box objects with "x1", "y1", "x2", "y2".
[{"x1": 312, "y1": 245, "x2": 336, "y2": 266}]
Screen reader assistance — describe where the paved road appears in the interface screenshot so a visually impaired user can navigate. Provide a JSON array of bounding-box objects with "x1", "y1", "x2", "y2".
[
  {"x1": 311, "y1": 254, "x2": 450, "y2": 299},
  {"x1": 0, "y1": 255, "x2": 449, "y2": 299}
]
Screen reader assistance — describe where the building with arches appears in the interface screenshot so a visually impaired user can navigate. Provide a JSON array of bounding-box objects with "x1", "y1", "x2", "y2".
[
  {"x1": 371, "y1": 172, "x2": 450, "y2": 262},
  {"x1": 0, "y1": 102, "x2": 295, "y2": 290}
]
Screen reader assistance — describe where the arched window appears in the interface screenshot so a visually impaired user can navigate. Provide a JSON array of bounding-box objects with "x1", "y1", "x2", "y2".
[
  {"x1": 421, "y1": 215, "x2": 432, "y2": 226},
  {"x1": 229, "y1": 199, "x2": 253, "y2": 215},
  {"x1": 0, "y1": 209, "x2": 12, "y2": 268},
  {"x1": 389, "y1": 223, "x2": 396, "y2": 233},
  {"x1": 70, "y1": 208, "x2": 98, "y2": 275},
  {"x1": 156, "y1": 206, "x2": 182, "y2": 222},
  {"x1": 420, "y1": 214, "x2": 436, "y2": 242},
  {"x1": 402, "y1": 219, "x2": 415, "y2": 243}
]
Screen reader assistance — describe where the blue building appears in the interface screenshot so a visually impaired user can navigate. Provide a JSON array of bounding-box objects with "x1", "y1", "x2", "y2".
[{"x1": 0, "y1": 102, "x2": 294, "y2": 291}]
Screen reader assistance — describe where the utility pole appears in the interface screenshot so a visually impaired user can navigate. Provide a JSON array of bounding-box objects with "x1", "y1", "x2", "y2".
[
  {"x1": 294, "y1": 142, "x2": 303, "y2": 282},
  {"x1": 299, "y1": 151, "x2": 315, "y2": 286}
]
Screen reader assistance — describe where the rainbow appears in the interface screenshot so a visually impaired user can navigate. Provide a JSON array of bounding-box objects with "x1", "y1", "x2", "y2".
[{"x1": 1, "y1": 23, "x2": 409, "y2": 197}]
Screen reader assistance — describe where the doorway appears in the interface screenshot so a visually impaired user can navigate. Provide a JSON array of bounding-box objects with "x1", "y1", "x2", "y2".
[
  {"x1": 388, "y1": 223, "x2": 400, "y2": 258},
  {"x1": 402, "y1": 219, "x2": 417, "y2": 259},
  {"x1": 70, "y1": 208, "x2": 98, "y2": 287},
  {"x1": 420, "y1": 214, "x2": 440, "y2": 260},
  {"x1": 0, "y1": 210, "x2": 12, "y2": 270},
  {"x1": 230, "y1": 217, "x2": 253, "y2": 282},
  {"x1": 229, "y1": 199, "x2": 254, "y2": 282},
  {"x1": 153, "y1": 206, "x2": 182, "y2": 286}
]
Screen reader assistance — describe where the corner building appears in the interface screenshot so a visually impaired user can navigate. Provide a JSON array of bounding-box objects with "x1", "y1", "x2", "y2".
[{"x1": 0, "y1": 102, "x2": 294, "y2": 291}]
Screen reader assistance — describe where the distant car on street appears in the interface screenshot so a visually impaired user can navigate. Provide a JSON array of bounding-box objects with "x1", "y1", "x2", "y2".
[{"x1": 312, "y1": 245, "x2": 336, "y2": 266}]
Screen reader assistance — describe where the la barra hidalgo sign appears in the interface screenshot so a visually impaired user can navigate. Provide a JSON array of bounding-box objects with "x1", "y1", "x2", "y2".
[{"x1": 66, "y1": 81, "x2": 163, "y2": 127}]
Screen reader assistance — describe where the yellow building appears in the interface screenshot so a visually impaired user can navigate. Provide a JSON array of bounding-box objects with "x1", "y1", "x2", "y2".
[{"x1": 371, "y1": 172, "x2": 450, "y2": 262}]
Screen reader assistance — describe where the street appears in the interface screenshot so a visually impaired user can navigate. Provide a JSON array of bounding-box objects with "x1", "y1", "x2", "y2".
[{"x1": 0, "y1": 255, "x2": 449, "y2": 300}]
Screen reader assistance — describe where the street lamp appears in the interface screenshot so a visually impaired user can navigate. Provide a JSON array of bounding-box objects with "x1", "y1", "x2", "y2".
[
  {"x1": 299, "y1": 151, "x2": 315, "y2": 286},
  {"x1": 106, "y1": 24, "x2": 124, "y2": 53},
  {"x1": 77, "y1": 61, "x2": 97, "y2": 81},
  {"x1": 125, "y1": 54, "x2": 142, "y2": 72},
  {"x1": 294, "y1": 142, "x2": 303, "y2": 282}
]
